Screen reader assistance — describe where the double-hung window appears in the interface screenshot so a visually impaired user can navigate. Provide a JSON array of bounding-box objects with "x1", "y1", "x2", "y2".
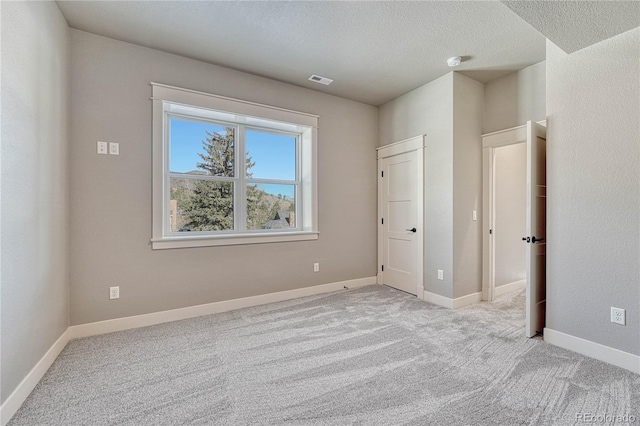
[{"x1": 151, "y1": 83, "x2": 318, "y2": 249}]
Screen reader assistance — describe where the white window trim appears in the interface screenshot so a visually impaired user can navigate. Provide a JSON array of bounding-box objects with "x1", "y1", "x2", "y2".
[{"x1": 151, "y1": 83, "x2": 318, "y2": 249}]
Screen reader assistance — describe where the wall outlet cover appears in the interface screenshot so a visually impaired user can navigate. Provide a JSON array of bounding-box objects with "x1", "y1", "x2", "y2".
[
  {"x1": 109, "y1": 286, "x2": 120, "y2": 300},
  {"x1": 611, "y1": 307, "x2": 625, "y2": 325}
]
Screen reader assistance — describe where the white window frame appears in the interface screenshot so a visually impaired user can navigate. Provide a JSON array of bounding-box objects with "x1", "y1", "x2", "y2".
[{"x1": 151, "y1": 83, "x2": 318, "y2": 249}]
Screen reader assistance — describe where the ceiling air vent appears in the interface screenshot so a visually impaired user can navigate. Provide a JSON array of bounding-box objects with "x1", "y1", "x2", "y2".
[{"x1": 308, "y1": 74, "x2": 333, "y2": 85}]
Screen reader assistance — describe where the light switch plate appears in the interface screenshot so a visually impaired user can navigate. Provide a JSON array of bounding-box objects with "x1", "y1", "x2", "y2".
[
  {"x1": 97, "y1": 141, "x2": 108, "y2": 155},
  {"x1": 109, "y1": 142, "x2": 119, "y2": 155}
]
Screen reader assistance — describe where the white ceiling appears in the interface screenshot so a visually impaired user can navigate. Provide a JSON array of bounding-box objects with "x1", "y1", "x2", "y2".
[
  {"x1": 56, "y1": 1, "x2": 548, "y2": 106},
  {"x1": 502, "y1": 1, "x2": 640, "y2": 54}
]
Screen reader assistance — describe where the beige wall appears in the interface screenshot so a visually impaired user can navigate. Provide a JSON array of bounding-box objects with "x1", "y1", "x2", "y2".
[
  {"x1": 546, "y1": 29, "x2": 640, "y2": 356},
  {"x1": 0, "y1": 2, "x2": 70, "y2": 403},
  {"x1": 483, "y1": 62, "x2": 546, "y2": 134},
  {"x1": 494, "y1": 143, "x2": 526, "y2": 287},
  {"x1": 452, "y1": 73, "x2": 484, "y2": 298},
  {"x1": 378, "y1": 73, "x2": 454, "y2": 297},
  {"x1": 3, "y1": 3, "x2": 636, "y2": 412},
  {"x1": 68, "y1": 30, "x2": 378, "y2": 325},
  {"x1": 378, "y1": 72, "x2": 484, "y2": 299}
]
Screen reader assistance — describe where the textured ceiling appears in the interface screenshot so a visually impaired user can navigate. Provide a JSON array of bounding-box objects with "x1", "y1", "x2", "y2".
[
  {"x1": 503, "y1": 1, "x2": 640, "y2": 53},
  {"x1": 56, "y1": 1, "x2": 546, "y2": 106}
]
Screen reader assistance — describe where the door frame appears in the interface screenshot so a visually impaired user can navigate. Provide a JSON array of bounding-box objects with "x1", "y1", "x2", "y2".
[
  {"x1": 481, "y1": 121, "x2": 546, "y2": 302},
  {"x1": 377, "y1": 135, "x2": 425, "y2": 299}
]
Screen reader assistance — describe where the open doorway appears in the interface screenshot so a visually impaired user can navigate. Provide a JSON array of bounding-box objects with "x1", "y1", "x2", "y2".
[
  {"x1": 492, "y1": 143, "x2": 527, "y2": 297},
  {"x1": 482, "y1": 121, "x2": 547, "y2": 337}
]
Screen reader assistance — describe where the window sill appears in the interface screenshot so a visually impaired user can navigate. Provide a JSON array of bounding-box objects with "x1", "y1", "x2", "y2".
[{"x1": 151, "y1": 231, "x2": 319, "y2": 250}]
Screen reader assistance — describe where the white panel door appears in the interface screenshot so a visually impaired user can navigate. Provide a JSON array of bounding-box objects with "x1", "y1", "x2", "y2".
[
  {"x1": 381, "y1": 150, "x2": 420, "y2": 295},
  {"x1": 525, "y1": 121, "x2": 547, "y2": 337}
]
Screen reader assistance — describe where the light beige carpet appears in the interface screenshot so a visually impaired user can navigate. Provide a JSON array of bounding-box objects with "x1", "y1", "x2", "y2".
[{"x1": 9, "y1": 285, "x2": 640, "y2": 425}]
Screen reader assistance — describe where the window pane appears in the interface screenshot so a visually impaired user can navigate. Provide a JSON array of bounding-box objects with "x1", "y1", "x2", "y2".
[
  {"x1": 245, "y1": 130, "x2": 295, "y2": 180},
  {"x1": 169, "y1": 177, "x2": 234, "y2": 232},
  {"x1": 170, "y1": 118, "x2": 235, "y2": 177},
  {"x1": 246, "y1": 184, "x2": 296, "y2": 230}
]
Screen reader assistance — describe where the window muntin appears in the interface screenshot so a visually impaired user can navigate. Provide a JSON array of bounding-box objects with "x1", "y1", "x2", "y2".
[{"x1": 165, "y1": 112, "x2": 302, "y2": 237}]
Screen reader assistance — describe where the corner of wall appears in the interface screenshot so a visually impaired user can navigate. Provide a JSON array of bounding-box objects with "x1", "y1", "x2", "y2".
[
  {"x1": 451, "y1": 73, "x2": 484, "y2": 299},
  {"x1": 0, "y1": 0, "x2": 71, "y2": 414},
  {"x1": 377, "y1": 71, "x2": 456, "y2": 299},
  {"x1": 545, "y1": 29, "x2": 640, "y2": 357}
]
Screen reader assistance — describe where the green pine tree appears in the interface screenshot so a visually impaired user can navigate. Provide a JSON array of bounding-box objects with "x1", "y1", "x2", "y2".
[
  {"x1": 182, "y1": 128, "x2": 236, "y2": 231},
  {"x1": 179, "y1": 127, "x2": 273, "y2": 231}
]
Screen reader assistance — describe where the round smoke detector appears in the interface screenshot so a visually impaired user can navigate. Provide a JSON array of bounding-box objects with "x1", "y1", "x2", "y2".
[{"x1": 447, "y1": 56, "x2": 462, "y2": 67}]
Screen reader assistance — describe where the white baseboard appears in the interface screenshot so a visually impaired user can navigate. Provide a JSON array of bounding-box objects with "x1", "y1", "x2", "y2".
[
  {"x1": 423, "y1": 291, "x2": 454, "y2": 308},
  {"x1": 69, "y1": 277, "x2": 377, "y2": 339},
  {"x1": 0, "y1": 329, "x2": 70, "y2": 426},
  {"x1": 495, "y1": 279, "x2": 526, "y2": 297},
  {"x1": 2, "y1": 277, "x2": 377, "y2": 425},
  {"x1": 423, "y1": 291, "x2": 483, "y2": 309},
  {"x1": 453, "y1": 291, "x2": 483, "y2": 308},
  {"x1": 544, "y1": 328, "x2": 640, "y2": 374}
]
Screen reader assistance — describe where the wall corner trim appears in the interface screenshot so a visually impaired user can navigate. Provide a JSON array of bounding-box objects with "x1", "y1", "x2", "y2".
[
  {"x1": 544, "y1": 328, "x2": 640, "y2": 374},
  {"x1": 423, "y1": 291, "x2": 482, "y2": 309},
  {"x1": 0, "y1": 329, "x2": 71, "y2": 426}
]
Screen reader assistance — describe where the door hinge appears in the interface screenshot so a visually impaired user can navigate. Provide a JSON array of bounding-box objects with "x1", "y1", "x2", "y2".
[
  {"x1": 381, "y1": 171, "x2": 384, "y2": 177},
  {"x1": 381, "y1": 218, "x2": 384, "y2": 225},
  {"x1": 381, "y1": 265, "x2": 384, "y2": 271}
]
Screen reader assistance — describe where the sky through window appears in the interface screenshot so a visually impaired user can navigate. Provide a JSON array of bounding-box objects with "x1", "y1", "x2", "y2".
[{"x1": 170, "y1": 118, "x2": 296, "y2": 198}]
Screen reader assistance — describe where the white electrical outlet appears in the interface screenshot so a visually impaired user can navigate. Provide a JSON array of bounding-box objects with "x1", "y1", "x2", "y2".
[
  {"x1": 109, "y1": 286, "x2": 120, "y2": 300},
  {"x1": 109, "y1": 142, "x2": 119, "y2": 155},
  {"x1": 437, "y1": 269, "x2": 444, "y2": 280},
  {"x1": 611, "y1": 307, "x2": 625, "y2": 325},
  {"x1": 313, "y1": 263, "x2": 320, "y2": 272},
  {"x1": 97, "y1": 141, "x2": 108, "y2": 155}
]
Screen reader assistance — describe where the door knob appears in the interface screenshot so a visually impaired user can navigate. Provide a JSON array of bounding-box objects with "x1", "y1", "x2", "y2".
[
  {"x1": 406, "y1": 228, "x2": 417, "y2": 233},
  {"x1": 531, "y1": 236, "x2": 545, "y2": 243},
  {"x1": 522, "y1": 236, "x2": 531, "y2": 243}
]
